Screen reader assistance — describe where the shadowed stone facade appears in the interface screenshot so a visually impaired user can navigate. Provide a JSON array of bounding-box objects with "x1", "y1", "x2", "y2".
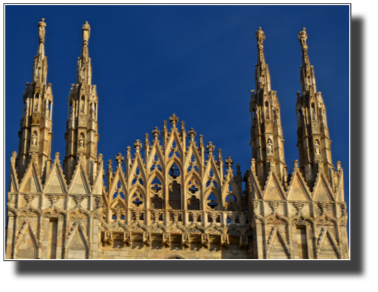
[{"x1": 6, "y1": 20, "x2": 349, "y2": 259}]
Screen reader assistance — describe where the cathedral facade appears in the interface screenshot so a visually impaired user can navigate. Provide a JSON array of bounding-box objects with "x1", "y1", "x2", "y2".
[{"x1": 6, "y1": 19, "x2": 349, "y2": 259}]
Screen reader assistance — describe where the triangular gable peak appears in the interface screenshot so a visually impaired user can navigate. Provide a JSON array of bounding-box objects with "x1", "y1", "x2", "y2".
[
  {"x1": 263, "y1": 171, "x2": 286, "y2": 200},
  {"x1": 43, "y1": 154, "x2": 68, "y2": 194},
  {"x1": 127, "y1": 154, "x2": 147, "y2": 189},
  {"x1": 183, "y1": 143, "x2": 202, "y2": 176},
  {"x1": 286, "y1": 170, "x2": 311, "y2": 201},
  {"x1": 108, "y1": 166, "x2": 127, "y2": 198},
  {"x1": 165, "y1": 127, "x2": 184, "y2": 160},
  {"x1": 204, "y1": 156, "x2": 222, "y2": 187},
  {"x1": 68, "y1": 162, "x2": 91, "y2": 194},
  {"x1": 19, "y1": 159, "x2": 43, "y2": 193},
  {"x1": 146, "y1": 142, "x2": 165, "y2": 173},
  {"x1": 313, "y1": 172, "x2": 335, "y2": 201}
]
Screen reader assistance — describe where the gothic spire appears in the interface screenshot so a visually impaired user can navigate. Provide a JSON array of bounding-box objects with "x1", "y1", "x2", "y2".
[
  {"x1": 250, "y1": 27, "x2": 286, "y2": 187},
  {"x1": 64, "y1": 21, "x2": 99, "y2": 185},
  {"x1": 77, "y1": 21, "x2": 92, "y2": 85},
  {"x1": 254, "y1": 27, "x2": 271, "y2": 92},
  {"x1": 296, "y1": 28, "x2": 334, "y2": 189},
  {"x1": 298, "y1": 27, "x2": 316, "y2": 95},
  {"x1": 32, "y1": 18, "x2": 47, "y2": 84}
]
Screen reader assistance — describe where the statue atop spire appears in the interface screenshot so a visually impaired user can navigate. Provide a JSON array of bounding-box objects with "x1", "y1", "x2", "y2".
[
  {"x1": 255, "y1": 27, "x2": 265, "y2": 63},
  {"x1": 298, "y1": 27, "x2": 308, "y2": 53},
  {"x1": 82, "y1": 21, "x2": 90, "y2": 44},
  {"x1": 38, "y1": 18, "x2": 46, "y2": 44}
]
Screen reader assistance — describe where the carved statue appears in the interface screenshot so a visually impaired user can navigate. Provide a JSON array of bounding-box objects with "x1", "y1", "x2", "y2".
[
  {"x1": 315, "y1": 140, "x2": 320, "y2": 154},
  {"x1": 31, "y1": 133, "x2": 37, "y2": 146},
  {"x1": 34, "y1": 101, "x2": 39, "y2": 111},
  {"x1": 82, "y1": 21, "x2": 90, "y2": 42},
  {"x1": 80, "y1": 103, "x2": 85, "y2": 113},
  {"x1": 79, "y1": 136, "x2": 84, "y2": 148},
  {"x1": 320, "y1": 108, "x2": 325, "y2": 123},
  {"x1": 38, "y1": 18, "x2": 46, "y2": 41},
  {"x1": 298, "y1": 27, "x2": 308, "y2": 53},
  {"x1": 267, "y1": 139, "x2": 273, "y2": 154}
]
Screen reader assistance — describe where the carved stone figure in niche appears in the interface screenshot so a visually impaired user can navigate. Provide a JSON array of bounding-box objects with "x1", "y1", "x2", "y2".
[
  {"x1": 315, "y1": 140, "x2": 320, "y2": 154},
  {"x1": 267, "y1": 139, "x2": 273, "y2": 154},
  {"x1": 34, "y1": 101, "x2": 39, "y2": 111},
  {"x1": 79, "y1": 135, "x2": 84, "y2": 148},
  {"x1": 80, "y1": 103, "x2": 85, "y2": 113},
  {"x1": 320, "y1": 108, "x2": 325, "y2": 123},
  {"x1": 31, "y1": 133, "x2": 37, "y2": 146}
]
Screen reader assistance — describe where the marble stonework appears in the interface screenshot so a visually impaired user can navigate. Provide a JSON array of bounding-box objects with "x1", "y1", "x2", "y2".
[{"x1": 6, "y1": 21, "x2": 349, "y2": 259}]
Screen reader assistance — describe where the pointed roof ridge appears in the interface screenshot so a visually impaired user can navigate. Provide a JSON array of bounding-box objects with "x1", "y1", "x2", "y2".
[
  {"x1": 43, "y1": 152, "x2": 69, "y2": 193},
  {"x1": 19, "y1": 157, "x2": 43, "y2": 193},
  {"x1": 312, "y1": 171, "x2": 335, "y2": 201},
  {"x1": 286, "y1": 161, "x2": 312, "y2": 195},
  {"x1": 67, "y1": 158, "x2": 91, "y2": 194}
]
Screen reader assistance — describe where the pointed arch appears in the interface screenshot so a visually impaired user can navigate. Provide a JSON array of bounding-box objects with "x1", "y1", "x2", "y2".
[{"x1": 166, "y1": 157, "x2": 183, "y2": 178}]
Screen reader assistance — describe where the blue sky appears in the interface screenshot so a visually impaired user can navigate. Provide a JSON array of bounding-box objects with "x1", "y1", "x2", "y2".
[{"x1": 5, "y1": 5, "x2": 349, "y2": 215}]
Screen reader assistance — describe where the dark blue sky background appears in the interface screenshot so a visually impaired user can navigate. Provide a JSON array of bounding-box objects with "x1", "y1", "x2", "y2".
[{"x1": 5, "y1": 5, "x2": 349, "y2": 214}]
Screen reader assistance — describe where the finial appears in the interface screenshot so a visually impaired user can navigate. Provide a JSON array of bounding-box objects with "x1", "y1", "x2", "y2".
[
  {"x1": 199, "y1": 134, "x2": 203, "y2": 145},
  {"x1": 82, "y1": 21, "x2": 90, "y2": 44},
  {"x1": 206, "y1": 142, "x2": 215, "y2": 156},
  {"x1": 108, "y1": 159, "x2": 112, "y2": 171},
  {"x1": 188, "y1": 128, "x2": 196, "y2": 140},
  {"x1": 38, "y1": 18, "x2": 46, "y2": 44},
  {"x1": 115, "y1": 153, "x2": 124, "y2": 167},
  {"x1": 218, "y1": 148, "x2": 222, "y2": 161},
  {"x1": 134, "y1": 139, "x2": 142, "y2": 153},
  {"x1": 336, "y1": 161, "x2": 342, "y2": 172},
  {"x1": 225, "y1": 156, "x2": 233, "y2": 169},
  {"x1": 126, "y1": 146, "x2": 131, "y2": 159},
  {"x1": 294, "y1": 159, "x2": 299, "y2": 169},
  {"x1": 169, "y1": 113, "x2": 179, "y2": 127},
  {"x1": 163, "y1": 120, "x2": 167, "y2": 130},
  {"x1": 152, "y1": 127, "x2": 160, "y2": 140},
  {"x1": 11, "y1": 151, "x2": 17, "y2": 167}
]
